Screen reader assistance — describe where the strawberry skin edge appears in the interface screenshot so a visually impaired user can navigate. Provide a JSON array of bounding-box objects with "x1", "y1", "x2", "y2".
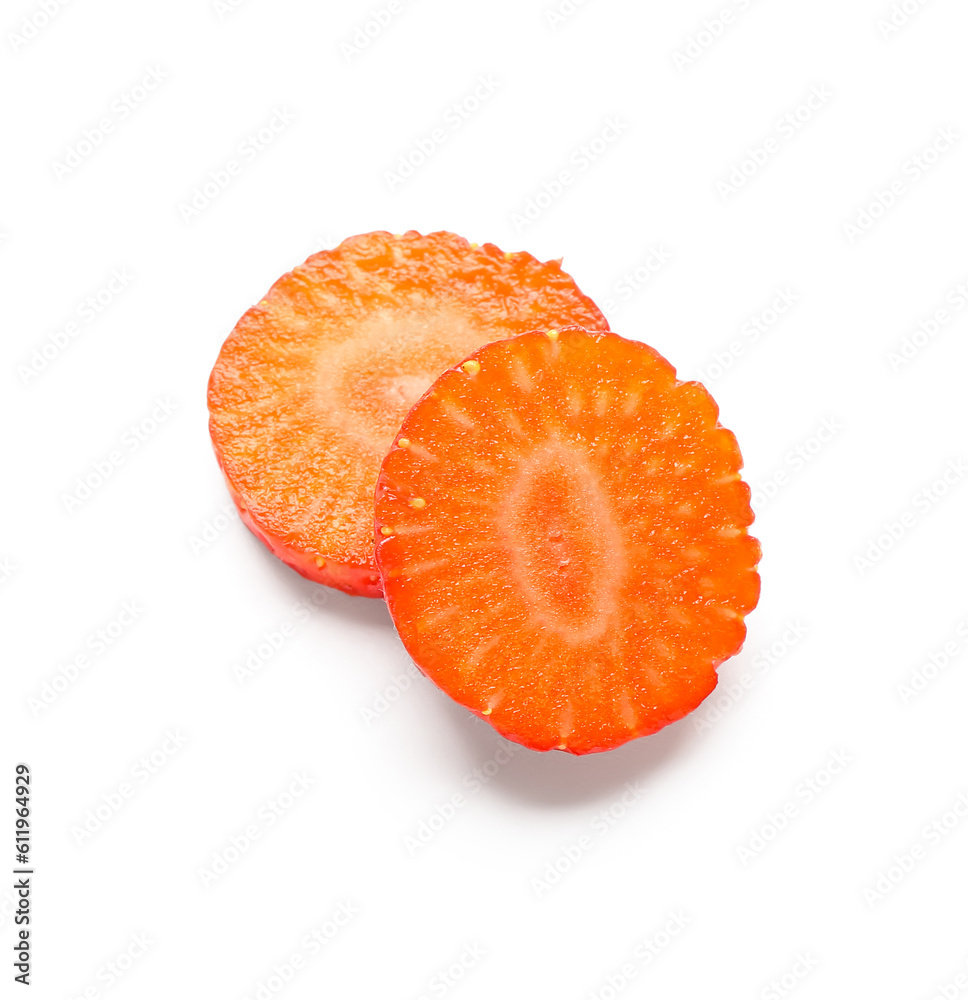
[{"x1": 213, "y1": 445, "x2": 384, "y2": 600}]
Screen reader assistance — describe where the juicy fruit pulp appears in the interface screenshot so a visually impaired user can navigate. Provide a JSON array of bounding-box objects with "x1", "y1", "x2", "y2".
[
  {"x1": 375, "y1": 327, "x2": 761, "y2": 754},
  {"x1": 207, "y1": 231, "x2": 608, "y2": 597}
]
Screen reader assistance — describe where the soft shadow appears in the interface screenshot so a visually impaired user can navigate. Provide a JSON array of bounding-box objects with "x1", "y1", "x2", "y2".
[
  {"x1": 442, "y1": 695, "x2": 699, "y2": 810},
  {"x1": 247, "y1": 533, "x2": 394, "y2": 632},
  {"x1": 243, "y1": 530, "x2": 696, "y2": 803},
  {"x1": 495, "y1": 724, "x2": 694, "y2": 809},
  {"x1": 315, "y1": 583, "x2": 395, "y2": 631}
]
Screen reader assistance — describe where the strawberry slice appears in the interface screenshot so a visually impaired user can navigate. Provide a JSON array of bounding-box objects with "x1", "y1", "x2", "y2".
[
  {"x1": 207, "y1": 232, "x2": 608, "y2": 597},
  {"x1": 374, "y1": 326, "x2": 761, "y2": 753}
]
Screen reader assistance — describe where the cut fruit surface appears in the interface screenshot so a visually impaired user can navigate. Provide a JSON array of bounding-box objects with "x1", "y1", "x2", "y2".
[
  {"x1": 207, "y1": 231, "x2": 608, "y2": 597},
  {"x1": 375, "y1": 327, "x2": 761, "y2": 753}
]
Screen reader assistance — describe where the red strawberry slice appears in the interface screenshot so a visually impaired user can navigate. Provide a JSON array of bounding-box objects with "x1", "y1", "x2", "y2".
[
  {"x1": 375, "y1": 326, "x2": 761, "y2": 753},
  {"x1": 207, "y1": 231, "x2": 608, "y2": 597}
]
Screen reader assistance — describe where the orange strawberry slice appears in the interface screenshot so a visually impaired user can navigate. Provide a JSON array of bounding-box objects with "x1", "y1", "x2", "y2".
[
  {"x1": 374, "y1": 326, "x2": 761, "y2": 753},
  {"x1": 207, "y1": 232, "x2": 608, "y2": 597}
]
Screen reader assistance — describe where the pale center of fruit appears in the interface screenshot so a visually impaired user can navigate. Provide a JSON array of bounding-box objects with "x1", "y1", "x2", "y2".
[
  {"x1": 314, "y1": 303, "x2": 486, "y2": 452},
  {"x1": 502, "y1": 442, "x2": 625, "y2": 643}
]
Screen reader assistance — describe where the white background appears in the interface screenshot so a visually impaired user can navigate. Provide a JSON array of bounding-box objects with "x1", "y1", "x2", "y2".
[{"x1": 3, "y1": 0, "x2": 968, "y2": 997}]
